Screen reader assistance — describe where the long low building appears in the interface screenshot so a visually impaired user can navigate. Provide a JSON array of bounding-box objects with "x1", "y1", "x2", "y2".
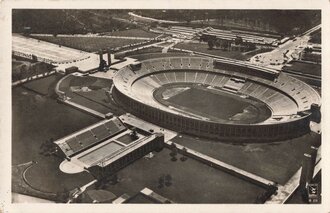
[{"x1": 12, "y1": 34, "x2": 122, "y2": 73}]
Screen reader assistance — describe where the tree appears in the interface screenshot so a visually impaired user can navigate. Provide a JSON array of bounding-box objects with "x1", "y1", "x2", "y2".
[
  {"x1": 208, "y1": 39, "x2": 215, "y2": 50},
  {"x1": 130, "y1": 129, "x2": 138, "y2": 140},
  {"x1": 180, "y1": 147, "x2": 188, "y2": 162},
  {"x1": 234, "y1": 36, "x2": 243, "y2": 45},
  {"x1": 158, "y1": 176, "x2": 165, "y2": 188},
  {"x1": 169, "y1": 143, "x2": 178, "y2": 161},
  {"x1": 215, "y1": 39, "x2": 221, "y2": 48},
  {"x1": 109, "y1": 174, "x2": 119, "y2": 185},
  {"x1": 164, "y1": 174, "x2": 172, "y2": 187},
  {"x1": 56, "y1": 187, "x2": 70, "y2": 203},
  {"x1": 304, "y1": 47, "x2": 313, "y2": 53}
]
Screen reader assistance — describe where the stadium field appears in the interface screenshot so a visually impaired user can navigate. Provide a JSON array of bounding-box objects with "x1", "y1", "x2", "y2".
[
  {"x1": 154, "y1": 85, "x2": 271, "y2": 124},
  {"x1": 32, "y1": 36, "x2": 148, "y2": 52}
]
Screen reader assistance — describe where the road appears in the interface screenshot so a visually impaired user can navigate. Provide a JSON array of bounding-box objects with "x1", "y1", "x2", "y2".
[{"x1": 249, "y1": 24, "x2": 321, "y2": 69}]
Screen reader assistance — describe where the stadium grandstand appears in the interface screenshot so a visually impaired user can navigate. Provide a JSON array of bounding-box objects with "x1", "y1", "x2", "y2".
[
  {"x1": 55, "y1": 117, "x2": 127, "y2": 158},
  {"x1": 55, "y1": 117, "x2": 164, "y2": 176},
  {"x1": 152, "y1": 26, "x2": 280, "y2": 45},
  {"x1": 12, "y1": 34, "x2": 91, "y2": 64},
  {"x1": 112, "y1": 56, "x2": 320, "y2": 142}
]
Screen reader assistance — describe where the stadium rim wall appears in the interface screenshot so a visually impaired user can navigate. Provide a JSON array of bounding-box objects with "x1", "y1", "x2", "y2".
[{"x1": 113, "y1": 86, "x2": 311, "y2": 143}]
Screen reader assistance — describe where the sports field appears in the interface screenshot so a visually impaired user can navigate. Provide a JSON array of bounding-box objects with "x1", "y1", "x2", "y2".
[
  {"x1": 155, "y1": 85, "x2": 271, "y2": 124},
  {"x1": 32, "y1": 36, "x2": 148, "y2": 52}
]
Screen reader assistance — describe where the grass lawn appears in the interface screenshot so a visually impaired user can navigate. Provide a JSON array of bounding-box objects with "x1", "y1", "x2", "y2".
[
  {"x1": 69, "y1": 94, "x2": 112, "y2": 114},
  {"x1": 12, "y1": 58, "x2": 55, "y2": 82},
  {"x1": 309, "y1": 29, "x2": 321, "y2": 44},
  {"x1": 174, "y1": 42, "x2": 252, "y2": 60},
  {"x1": 22, "y1": 75, "x2": 59, "y2": 95},
  {"x1": 171, "y1": 132, "x2": 321, "y2": 185},
  {"x1": 125, "y1": 46, "x2": 163, "y2": 57},
  {"x1": 58, "y1": 74, "x2": 125, "y2": 115},
  {"x1": 106, "y1": 29, "x2": 160, "y2": 38},
  {"x1": 104, "y1": 148, "x2": 266, "y2": 203},
  {"x1": 161, "y1": 86, "x2": 269, "y2": 123},
  {"x1": 128, "y1": 52, "x2": 191, "y2": 61},
  {"x1": 282, "y1": 61, "x2": 321, "y2": 77},
  {"x1": 32, "y1": 36, "x2": 147, "y2": 52},
  {"x1": 12, "y1": 86, "x2": 100, "y2": 165},
  {"x1": 24, "y1": 156, "x2": 94, "y2": 193}
]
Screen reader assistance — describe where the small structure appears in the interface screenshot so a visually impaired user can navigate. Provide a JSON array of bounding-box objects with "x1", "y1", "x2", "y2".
[
  {"x1": 81, "y1": 190, "x2": 117, "y2": 203},
  {"x1": 65, "y1": 66, "x2": 79, "y2": 75}
]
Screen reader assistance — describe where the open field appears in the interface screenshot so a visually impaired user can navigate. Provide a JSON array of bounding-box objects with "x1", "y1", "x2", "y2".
[
  {"x1": 128, "y1": 51, "x2": 191, "y2": 61},
  {"x1": 105, "y1": 29, "x2": 160, "y2": 38},
  {"x1": 58, "y1": 75, "x2": 125, "y2": 115},
  {"x1": 125, "y1": 46, "x2": 163, "y2": 57},
  {"x1": 32, "y1": 36, "x2": 147, "y2": 52},
  {"x1": 22, "y1": 75, "x2": 59, "y2": 95},
  {"x1": 24, "y1": 156, "x2": 94, "y2": 193},
  {"x1": 309, "y1": 29, "x2": 321, "y2": 44},
  {"x1": 174, "y1": 42, "x2": 252, "y2": 60},
  {"x1": 12, "y1": 85, "x2": 100, "y2": 165},
  {"x1": 172, "y1": 132, "x2": 320, "y2": 185},
  {"x1": 12, "y1": 78, "x2": 100, "y2": 197},
  {"x1": 104, "y1": 148, "x2": 266, "y2": 203},
  {"x1": 282, "y1": 61, "x2": 321, "y2": 77},
  {"x1": 12, "y1": 57, "x2": 55, "y2": 82}
]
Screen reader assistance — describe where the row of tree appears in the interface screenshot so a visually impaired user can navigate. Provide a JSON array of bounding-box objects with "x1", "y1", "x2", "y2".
[
  {"x1": 204, "y1": 35, "x2": 256, "y2": 52},
  {"x1": 135, "y1": 10, "x2": 320, "y2": 35}
]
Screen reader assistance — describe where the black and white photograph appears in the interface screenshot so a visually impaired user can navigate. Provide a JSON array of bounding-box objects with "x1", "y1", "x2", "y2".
[{"x1": 0, "y1": 0, "x2": 329, "y2": 212}]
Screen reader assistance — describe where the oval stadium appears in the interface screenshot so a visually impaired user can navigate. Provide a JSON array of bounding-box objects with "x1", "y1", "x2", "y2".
[
  {"x1": 11, "y1": 10, "x2": 323, "y2": 205},
  {"x1": 113, "y1": 56, "x2": 321, "y2": 142}
]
